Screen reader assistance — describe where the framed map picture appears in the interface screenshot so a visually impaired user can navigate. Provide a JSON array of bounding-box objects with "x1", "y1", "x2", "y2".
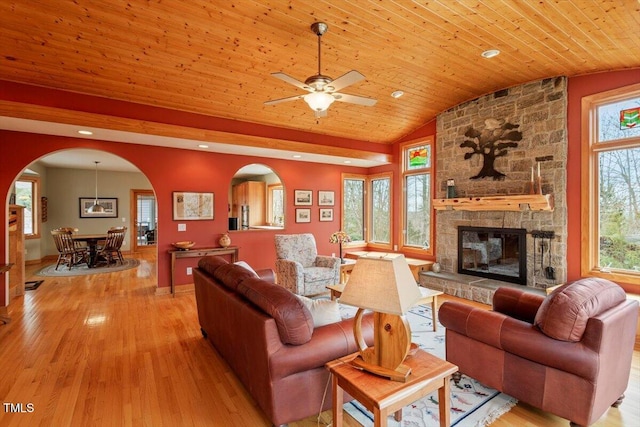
[{"x1": 173, "y1": 191, "x2": 214, "y2": 220}]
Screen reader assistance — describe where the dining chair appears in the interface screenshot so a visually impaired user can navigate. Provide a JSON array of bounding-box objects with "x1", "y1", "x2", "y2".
[
  {"x1": 51, "y1": 228, "x2": 88, "y2": 270},
  {"x1": 98, "y1": 227, "x2": 127, "y2": 265}
]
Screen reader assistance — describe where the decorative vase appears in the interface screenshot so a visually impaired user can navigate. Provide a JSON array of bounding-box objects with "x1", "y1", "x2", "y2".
[
  {"x1": 219, "y1": 233, "x2": 231, "y2": 248},
  {"x1": 431, "y1": 262, "x2": 441, "y2": 273}
]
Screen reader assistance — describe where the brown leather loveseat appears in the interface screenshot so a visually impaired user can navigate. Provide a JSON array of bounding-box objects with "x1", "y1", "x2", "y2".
[
  {"x1": 193, "y1": 256, "x2": 373, "y2": 426},
  {"x1": 439, "y1": 278, "x2": 638, "y2": 427}
]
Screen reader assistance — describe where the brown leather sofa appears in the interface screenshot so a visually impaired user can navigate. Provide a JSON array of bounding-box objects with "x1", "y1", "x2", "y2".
[
  {"x1": 439, "y1": 278, "x2": 638, "y2": 427},
  {"x1": 193, "y1": 256, "x2": 373, "y2": 427}
]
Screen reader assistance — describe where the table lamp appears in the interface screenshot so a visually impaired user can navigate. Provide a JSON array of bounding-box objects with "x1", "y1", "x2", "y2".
[{"x1": 339, "y1": 254, "x2": 422, "y2": 382}]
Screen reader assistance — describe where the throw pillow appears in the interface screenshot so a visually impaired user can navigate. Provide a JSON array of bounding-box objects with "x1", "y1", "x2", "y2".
[
  {"x1": 233, "y1": 260, "x2": 259, "y2": 277},
  {"x1": 296, "y1": 295, "x2": 342, "y2": 327},
  {"x1": 534, "y1": 277, "x2": 626, "y2": 342}
]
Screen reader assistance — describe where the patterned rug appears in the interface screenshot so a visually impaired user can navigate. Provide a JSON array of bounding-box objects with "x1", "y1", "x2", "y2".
[
  {"x1": 339, "y1": 304, "x2": 517, "y2": 427},
  {"x1": 35, "y1": 258, "x2": 140, "y2": 277}
]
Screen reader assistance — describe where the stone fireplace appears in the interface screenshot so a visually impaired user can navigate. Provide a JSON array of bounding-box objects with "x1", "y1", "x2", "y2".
[{"x1": 429, "y1": 77, "x2": 568, "y2": 296}]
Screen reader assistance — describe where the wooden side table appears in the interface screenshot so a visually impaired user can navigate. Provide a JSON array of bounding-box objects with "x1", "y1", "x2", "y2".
[
  {"x1": 327, "y1": 349, "x2": 458, "y2": 427},
  {"x1": 169, "y1": 246, "x2": 239, "y2": 295},
  {"x1": 339, "y1": 258, "x2": 356, "y2": 284}
]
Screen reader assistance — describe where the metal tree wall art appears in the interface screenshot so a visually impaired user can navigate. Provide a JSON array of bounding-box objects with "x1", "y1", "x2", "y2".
[{"x1": 460, "y1": 118, "x2": 523, "y2": 180}]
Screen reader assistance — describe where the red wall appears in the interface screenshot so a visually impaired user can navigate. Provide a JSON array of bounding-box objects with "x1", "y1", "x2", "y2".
[
  {"x1": 0, "y1": 130, "x2": 369, "y2": 302},
  {"x1": 566, "y1": 69, "x2": 640, "y2": 287}
]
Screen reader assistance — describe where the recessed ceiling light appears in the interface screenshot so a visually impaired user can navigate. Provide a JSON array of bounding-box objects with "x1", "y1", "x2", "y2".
[
  {"x1": 481, "y1": 49, "x2": 500, "y2": 59},
  {"x1": 292, "y1": 154, "x2": 302, "y2": 159},
  {"x1": 78, "y1": 130, "x2": 93, "y2": 135},
  {"x1": 344, "y1": 160, "x2": 352, "y2": 164},
  {"x1": 391, "y1": 90, "x2": 404, "y2": 99},
  {"x1": 198, "y1": 144, "x2": 209, "y2": 148}
]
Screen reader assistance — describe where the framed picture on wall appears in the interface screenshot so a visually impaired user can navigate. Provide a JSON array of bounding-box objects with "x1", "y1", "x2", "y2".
[
  {"x1": 79, "y1": 197, "x2": 118, "y2": 218},
  {"x1": 319, "y1": 208, "x2": 333, "y2": 222},
  {"x1": 172, "y1": 191, "x2": 214, "y2": 220},
  {"x1": 318, "y1": 191, "x2": 335, "y2": 206},
  {"x1": 294, "y1": 190, "x2": 312, "y2": 206},
  {"x1": 295, "y1": 208, "x2": 311, "y2": 223}
]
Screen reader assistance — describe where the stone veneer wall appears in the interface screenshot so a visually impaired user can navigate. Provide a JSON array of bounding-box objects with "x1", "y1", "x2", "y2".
[{"x1": 435, "y1": 77, "x2": 568, "y2": 289}]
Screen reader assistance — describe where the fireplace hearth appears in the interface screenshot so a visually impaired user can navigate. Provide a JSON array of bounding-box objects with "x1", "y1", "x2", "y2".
[{"x1": 458, "y1": 227, "x2": 527, "y2": 285}]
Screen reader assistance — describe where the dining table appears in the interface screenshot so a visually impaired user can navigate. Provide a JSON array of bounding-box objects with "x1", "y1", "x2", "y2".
[{"x1": 72, "y1": 233, "x2": 108, "y2": 268}]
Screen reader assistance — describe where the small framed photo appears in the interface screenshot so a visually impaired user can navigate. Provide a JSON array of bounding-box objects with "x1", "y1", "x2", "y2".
[
  {"x1": 295, "y1": 208, "x2": 311, "y2": 223},
  {"x1": 79, "y1": 197, "x2": 118, "y2": 218},
  {"x1": 319, "y1": 208, "x2": 333, "y2": 222},
  {"x1": 294, "y1": 190, "x2": 312, "y2": 206},
  {"x1": 318, "y1": 190, "x2": 335, "y2": 206},
  {"x1": 173, "y1": 191, "x2": 214, "y2": 220}
]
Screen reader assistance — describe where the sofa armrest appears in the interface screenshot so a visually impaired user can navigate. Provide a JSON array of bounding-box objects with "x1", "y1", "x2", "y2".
[
  {"x1": 315, "y1": 255, "x2": 339, "y2": 269},
  {"x1": 256, "y1": 269, "x2": 275, "y2": 284},
  {"x1": 275, "y1": 259, "x2": 304, "y2": 294},
  {"x1": 492, "y1": 287, "x2": 544, "y2": 323},
  {"x1": 439, "y1": 301, "x2": 507, "y2": 348},
  {"x1": 270, "y1": 314, "x2": 374, "y2": 379}
]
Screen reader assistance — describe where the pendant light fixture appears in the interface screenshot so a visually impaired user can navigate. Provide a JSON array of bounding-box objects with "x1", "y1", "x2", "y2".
[{"x1": 87, "y1": 161, "x2": 105, "y2": 214}]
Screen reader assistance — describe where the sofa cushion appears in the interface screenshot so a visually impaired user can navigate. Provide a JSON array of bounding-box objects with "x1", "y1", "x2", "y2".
[
  {"x1": 198, "y1": 256, "x2": 229, "y2": 276},
  {"x1": 534, "y1": 277, "x2": 626, "y2": 342},
  {"x1": 296, "y1": 296, "x2": 342, "y2": 327},
  {"x1": 237, "y1": 277, "x2": 314, "y2": 345},
  {"x1": 213, "y1": 263, "x2": 258, "y2": 292},
  {"x1": 234, "y1": 260, "x2": 259, "y2": 277}
]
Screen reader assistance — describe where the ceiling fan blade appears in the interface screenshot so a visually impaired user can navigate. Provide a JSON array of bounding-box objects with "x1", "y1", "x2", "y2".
[
  {"x1": 271, "y1": 72, "x2": 312, "y2": 91},
  {"x1": 326, "y1": 70, "x2": 365, "y2": 92},
  {"x1": 332, "y1": 92, "x2": 377, "y2": 106},
  {"x1": 264, "y1": 94, "x2": 305, "y2": 106}
]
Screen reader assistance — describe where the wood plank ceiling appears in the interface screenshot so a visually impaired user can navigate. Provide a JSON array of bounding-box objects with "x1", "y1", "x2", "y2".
[{"x1": 1, "y1": 0, "x2": 639, "y2": 145}]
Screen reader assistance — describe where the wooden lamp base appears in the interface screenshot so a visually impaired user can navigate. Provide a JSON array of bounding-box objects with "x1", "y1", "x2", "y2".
[{"x1": 352, "y1": 309, "x2": 412, "y2": 382}]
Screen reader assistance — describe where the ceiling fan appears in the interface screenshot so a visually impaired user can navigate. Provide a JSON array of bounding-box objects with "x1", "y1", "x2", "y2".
[{"x1": 264, "y1": 22, "x2": 377, "y2": 118}]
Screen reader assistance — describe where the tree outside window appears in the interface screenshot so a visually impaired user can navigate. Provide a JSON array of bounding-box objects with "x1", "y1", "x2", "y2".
[
  {"x1": 595, "y1": 98, "x2": 640, "y2": 273},
  {"x1": 582, "y1": 85, "x2": 640, "y2": 285},
  {"x1": 342, "y1": 177, "x2": 365, "y2": 242},
  {"x1": 370, "y1": 177, "x2": 391, "y2": 244}
]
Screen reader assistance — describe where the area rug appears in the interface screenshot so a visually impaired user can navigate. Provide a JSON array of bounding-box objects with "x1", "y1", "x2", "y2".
[
  {"x1": 35, "y1": 258, "x2": 140, "y2": 277},
  {"x1": 338, "y1": 303, "x2": 517, "y2": 427},
  {"x1": 25, "y1": 280, "x2": 44, "y2": 290}
]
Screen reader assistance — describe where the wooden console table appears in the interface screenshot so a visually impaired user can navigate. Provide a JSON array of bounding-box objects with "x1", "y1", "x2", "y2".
[
  {"x1": 169, "y1": 246, "x2": 239, "y2": 295},
  {"x1": 327, "y1": 349, "x2": 458, "y2": 427}
]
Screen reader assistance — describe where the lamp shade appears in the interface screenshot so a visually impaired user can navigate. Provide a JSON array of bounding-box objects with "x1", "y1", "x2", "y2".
[
  {"x1": 303, "y1": 91, "x2": 335, "y2": 111},
  {"x1": 339, "y1": 254, "x2": 421, "y2": 315}
]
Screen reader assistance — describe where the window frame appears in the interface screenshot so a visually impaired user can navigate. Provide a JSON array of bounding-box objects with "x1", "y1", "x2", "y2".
[
  {"x1": 15, "y1": 175, "x2": 41, "y2": 239},
  {"x1": 400, "y1": 137, "x2": 434, "y2": 256},
  {"x1": 581, "y1": 82, "x2": 640, "y2": 286},
  {"x1": 267, "y1": 184, "x2": 284, "y2": 227},
  {"x1": 341, "y1": 172, "x2": 393, "y2": 250}
]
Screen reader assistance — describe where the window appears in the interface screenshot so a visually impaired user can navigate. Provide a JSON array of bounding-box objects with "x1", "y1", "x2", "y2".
[
  {"x1": 342, "y1": 175, "x2": 365, "y2": 242},
  {"x1": 369, "y1": 175, "x2": 391, "y2": 244},
  {"x1": 342, "y1": 173, "x2": 393, "y2": 247},
  {"x1": 582, "y1": 84, "x2": 640, "y2": 285},
  {"x1": 401, "y1": 138, "x2": 433, "y2": 254},
  {"x1": 15, "y1": 176, "x2": 40, "y2": 239},
  {"x1": 268, "y1": 184, "x2": 284, "y2": 226}
]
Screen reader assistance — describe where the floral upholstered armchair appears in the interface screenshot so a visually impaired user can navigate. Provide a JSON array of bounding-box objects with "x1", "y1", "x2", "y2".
[{"x1": 274, "y1": 233, "x2": 340, "y2": 296}]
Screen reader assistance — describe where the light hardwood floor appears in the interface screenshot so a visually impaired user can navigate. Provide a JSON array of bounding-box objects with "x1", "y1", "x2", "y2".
[{"x1": 0, "y1": 252, "x2": 638, "y2": 427}]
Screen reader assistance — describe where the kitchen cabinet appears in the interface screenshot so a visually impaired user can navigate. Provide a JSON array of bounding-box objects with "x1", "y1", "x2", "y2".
[{"x1": 232, "y1": 181, "x2": 265, "y2": 228}]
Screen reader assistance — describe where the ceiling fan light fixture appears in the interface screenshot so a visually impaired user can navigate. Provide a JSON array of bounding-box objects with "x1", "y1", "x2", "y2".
[
  {"x1": 304, "y1": 91, "x2": 335, "y2": 111},
  {"x1": 88, "y1": 161, "x2": 105, "y2": 214}
]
